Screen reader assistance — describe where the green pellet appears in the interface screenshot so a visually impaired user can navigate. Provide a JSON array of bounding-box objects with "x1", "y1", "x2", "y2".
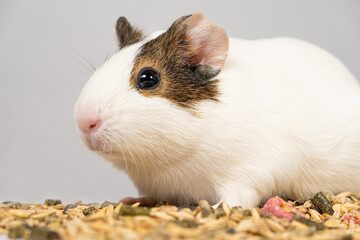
[
  {"x1": 44, "y1": 199, "x2": 62, "y2": 206},
  {"x1": 174, "y1": 220, "x2": 199, "y2": 228},
  {"x1": 29, "y1": 227, "x2": 61, "y2": 240},
  {"x1": 7, "y1": 225, "x2": 26, "y2": 239},
  {"x1": 118, "y1": 205, "x2": 150, "y2": 216},
  {"x1": 310, "y1": 192, "x2": 334, "y2": 215}
]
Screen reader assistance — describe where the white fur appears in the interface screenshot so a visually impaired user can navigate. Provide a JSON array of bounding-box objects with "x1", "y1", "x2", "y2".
[{"x1": 75, "y1": 33, "x2": 360, "y2": 208}]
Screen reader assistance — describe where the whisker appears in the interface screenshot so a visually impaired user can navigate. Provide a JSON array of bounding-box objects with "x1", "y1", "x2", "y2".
[
  {"x1": 124, "y1": 142, "x2": 139, "y2": 180},
  {"x1": 103, "y1": 131, "x2": 129, "y2": 172},
  {"x1": 60, "y1": 87, "x2": 77, "y2": 102},
  {"x1": 104, "y1": 51, "x2": 111, "y2": 62},
  {"x1": 102, "y1": 130, "x2": 151, "y2": 183},
  {"x1": 138, "y1": 149, "x2": 149, "y2": 184},
  {"x1": 48, "y1": 107, "x2": 74, "y2": 113},
  {"x1": 85, "y1": 47, "x2": 96, "y2": 70},
  {"x1": 68, "y1": 55, "x2": 94, "y2": 73},
  {"x1": 73, "y1": 68, "x2": 92, "y2": 76},
  {"x1": 63, "y1": 42, "x2": 95, "y2": 72}
]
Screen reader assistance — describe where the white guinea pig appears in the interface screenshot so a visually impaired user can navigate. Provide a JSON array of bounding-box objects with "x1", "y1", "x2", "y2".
[{"x1": 74, "y1": 13, "x2": 360, "y2": 208}]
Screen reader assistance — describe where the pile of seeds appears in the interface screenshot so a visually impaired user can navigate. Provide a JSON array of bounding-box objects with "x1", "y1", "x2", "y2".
[{"x1": 1, "y1": 192, "x2": 359, "y2": 240}]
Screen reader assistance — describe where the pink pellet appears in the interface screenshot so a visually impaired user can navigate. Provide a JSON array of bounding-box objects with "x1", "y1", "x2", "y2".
[
  {"x1": 344, "y1": 215, "x2": 360, "y2": 225},
  {"x1": 262, "y1": 196, "x2": 305, "y2": 221}
]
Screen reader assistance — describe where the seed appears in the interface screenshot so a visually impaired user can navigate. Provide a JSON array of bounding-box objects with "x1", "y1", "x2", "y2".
[
  {"x1": 9, "y1": 202, "x2": 22, "y2": 209},
  {"x1": 198, "y1": 200, "x2": 214, "y2": 217},
  {"x1": 1, "y1": 193, "x2": 360, "y2": 239},
  {"x1": 176, "y1": 209, "x2": 195, "y2": 221},
  {"x1": 235, "y1": 219, "x2": 256, "y2": 232},
  {"x1": 214, "y1": 207, "x2": 226, "y2": 218},
  {"x1": 339, "y1": 235, "x2": 353, "y2": 240},
  {"x1": 83, "y1": 206, "x2": 98, "y2": 216},
  {"x1": 289, "y1": 220, "x2": 308, "y2": 230},
  {"x1": 62, "y1": 204, "x2": 75, "y2": 214},
  {"x1": 32, "y1": 211, "x2": 56, "y2": 219},
  {"x1": 131, "y1": 202, "x2": 140, "y2": 208},
  {"x1": 324, "y1": 218, "x2": 341, "y2": 228},
  {"x1": 292, "y1": 215, "x2": 326, "y2": 230},
  {"x1": 226, "y1": 228, "x2": 235, "y2": 234},
  {"x1": 265, "y1": 218, "x2": 285, "y2": 232},
  {"x1": 156, "y1": 201, "x2": 169, "y2": 206},
  {"x1": 44, "y1": 200, "x2": 62, "y2": 207},
  {"x1": 178, "y1": 205, "x2": 196, "y2": 211},
  {"x1": 100, "y1": 201, "x2": 117, "y2": 209},
  {"x1": 308, "y1": 209, "x2": 322, "y2": 222},
  {"x1": 250, "y1": 208, "x2": 261, "y2": 221},
  {"x1": 8, "y1": 209, "x2": 32, "y2": 218},
  {"x1": 221, "y1": 202, "x2": 231, "y2": 217}
]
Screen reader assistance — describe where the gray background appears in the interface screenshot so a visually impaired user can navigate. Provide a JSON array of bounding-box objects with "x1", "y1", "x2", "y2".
[{"x1": 0, "y1": 0, "x2": 359, "y2": 204}]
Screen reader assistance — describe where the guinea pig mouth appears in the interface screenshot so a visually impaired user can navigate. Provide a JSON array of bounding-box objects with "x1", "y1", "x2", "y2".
[{"x1": 80, "y1": 133, "x2": 111, "y2": 153}]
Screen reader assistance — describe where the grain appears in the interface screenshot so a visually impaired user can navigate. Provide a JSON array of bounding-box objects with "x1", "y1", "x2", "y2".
[{"x1": 0, "y1": 192, "x2": 359, "y2": 239}]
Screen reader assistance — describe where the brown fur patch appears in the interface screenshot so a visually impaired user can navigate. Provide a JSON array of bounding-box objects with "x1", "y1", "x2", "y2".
[
  {"x1": 116, "y1": 17, "x2": 144, "y2": 49},
  {"x1": 129, "y1": 16, "x2": 220, "y2": 109}
]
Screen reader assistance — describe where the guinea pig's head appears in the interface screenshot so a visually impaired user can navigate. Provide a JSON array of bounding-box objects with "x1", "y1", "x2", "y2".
[{"x1": 74, "y1": 13, "x2": 229, "y2": 167}]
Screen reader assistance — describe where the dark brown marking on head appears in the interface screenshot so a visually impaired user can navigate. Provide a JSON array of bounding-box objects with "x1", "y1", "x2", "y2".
[
  {"x1": 192, "y1": 65, "x2": 220, "y2": 81},
  {"x1": 129, "y1": 13, "x2": 229, "y2": 109},
  {"x1": 116, "y1": 17, "x2": 144, "y2": 49}
]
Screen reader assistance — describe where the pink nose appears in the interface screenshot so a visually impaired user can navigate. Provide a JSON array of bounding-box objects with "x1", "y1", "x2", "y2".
[{"x1": 77, "y1": 116, "x2": 101, "y2": 134}]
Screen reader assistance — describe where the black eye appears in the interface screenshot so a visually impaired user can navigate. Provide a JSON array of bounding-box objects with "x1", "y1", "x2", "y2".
[{"x1": 137, "y1": 68, "x2": 160, "y2": 90}]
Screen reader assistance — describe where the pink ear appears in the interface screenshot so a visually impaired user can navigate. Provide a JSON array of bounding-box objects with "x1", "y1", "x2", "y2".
[{"x1": 183, "y1": 13, "x2": 229, "y2": 71}]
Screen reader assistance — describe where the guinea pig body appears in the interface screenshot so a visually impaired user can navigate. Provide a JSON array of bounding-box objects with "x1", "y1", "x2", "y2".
[{"x1": 74, "y1": 13, "x2": 360, "y2": 208}]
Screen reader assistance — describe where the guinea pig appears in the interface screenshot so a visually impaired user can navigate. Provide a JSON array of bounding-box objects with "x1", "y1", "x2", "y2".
[{"x1": 74, "y1": 13, "x2": 360, "y2": 208}]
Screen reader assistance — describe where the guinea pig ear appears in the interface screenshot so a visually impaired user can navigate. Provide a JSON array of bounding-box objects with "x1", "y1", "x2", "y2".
[
  {"x1": 180, "y1": 13, "x2": 229, "y2": 80},
  {"x1": 116, "y1": 17, "x2": 144, "y2": 49}
]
